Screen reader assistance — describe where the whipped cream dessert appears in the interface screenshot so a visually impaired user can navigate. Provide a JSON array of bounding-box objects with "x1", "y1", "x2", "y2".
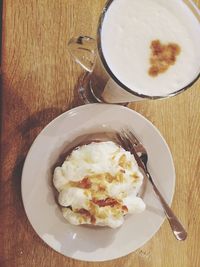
[
  {"x1": 101, "y1": 0, "x2": 200, "y2": 96},
  {"x1": 53, "y1": 141, "x2": 145, "y2": 228}
]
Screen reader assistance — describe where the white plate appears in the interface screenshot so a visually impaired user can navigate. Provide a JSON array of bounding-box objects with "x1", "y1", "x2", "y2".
[{"x1": 21, "y1": 104, "x2": 175, "y2": 262}]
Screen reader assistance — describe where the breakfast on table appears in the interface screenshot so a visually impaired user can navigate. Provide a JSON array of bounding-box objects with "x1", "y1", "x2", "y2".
[{"x1": 15, "y1": 0, "x2": 199, "y2": 262}]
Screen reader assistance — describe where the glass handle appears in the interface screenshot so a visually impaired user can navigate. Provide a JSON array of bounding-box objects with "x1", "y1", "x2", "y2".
[{"x1": 68, "y1": 36, "x2": 97, "y2": 72}]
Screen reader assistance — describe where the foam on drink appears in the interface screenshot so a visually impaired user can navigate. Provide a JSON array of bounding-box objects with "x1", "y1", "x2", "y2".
[{"x1": 101, "y1": 0, "x2": 200, "y2": 96}]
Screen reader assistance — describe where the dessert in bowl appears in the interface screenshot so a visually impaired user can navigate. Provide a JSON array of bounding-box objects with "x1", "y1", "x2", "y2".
[{"x1": 53, "y1": 141, "x2": 146, "y2": 228}]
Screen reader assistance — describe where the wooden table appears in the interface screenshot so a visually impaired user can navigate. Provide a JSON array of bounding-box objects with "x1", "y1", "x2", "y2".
[{"x1": 0, "y1": 1, "x2": 200, "y2": 266}]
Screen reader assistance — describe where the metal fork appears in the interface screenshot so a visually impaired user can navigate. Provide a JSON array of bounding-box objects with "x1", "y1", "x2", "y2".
[{"x1": 117, "y1": 129, "x2": 187, "y2": 241}]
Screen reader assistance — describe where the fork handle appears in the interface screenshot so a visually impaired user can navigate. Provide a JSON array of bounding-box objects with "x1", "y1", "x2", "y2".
[{"x1": 147, "y1": 173, "x2": 187, "y2": 241}]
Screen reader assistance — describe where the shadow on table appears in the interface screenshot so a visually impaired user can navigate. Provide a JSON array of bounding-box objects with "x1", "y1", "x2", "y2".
[
  {"x1": 1, "y1": 91, "x2": 63, "y2": 216},
  {"x1": 0, "y1": 66, "x2": 88, "y2": 231},
  {"x1": 13, "y1": 107, "x2": 63, "y2": 189}
]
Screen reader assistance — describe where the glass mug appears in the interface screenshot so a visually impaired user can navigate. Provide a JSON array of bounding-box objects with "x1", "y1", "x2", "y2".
[{"x1": 68, "y1": 0, "x2": 200, "y2": 104}]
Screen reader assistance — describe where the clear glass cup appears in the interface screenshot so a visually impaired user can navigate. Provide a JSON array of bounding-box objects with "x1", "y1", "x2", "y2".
[{"x1": 68, "y1": 0, "x2": 200, "y2": 104}]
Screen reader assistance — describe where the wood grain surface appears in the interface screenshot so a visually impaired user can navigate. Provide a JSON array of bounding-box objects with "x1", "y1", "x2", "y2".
[{"x1": 0, "y1": 1, "x2": 200, "y2": 266}]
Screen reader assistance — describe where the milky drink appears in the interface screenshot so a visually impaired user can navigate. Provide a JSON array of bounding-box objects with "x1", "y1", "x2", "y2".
[{"x1": 101, "y1": 0, "x2": 200, "y2": 97}]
